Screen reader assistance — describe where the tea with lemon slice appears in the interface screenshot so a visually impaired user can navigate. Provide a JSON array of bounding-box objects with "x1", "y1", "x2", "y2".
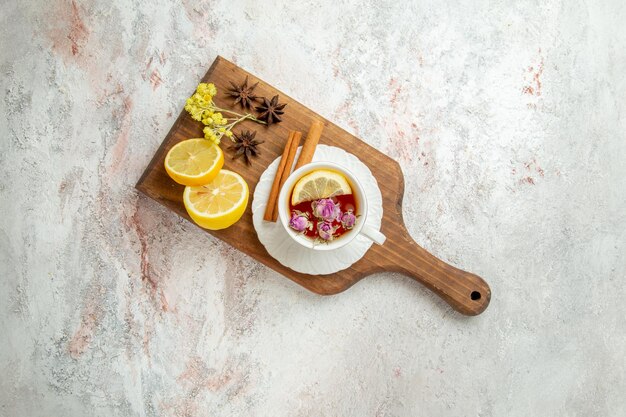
[{"x1": 287, "y1": 169, "x2": 358, "y2": 242}]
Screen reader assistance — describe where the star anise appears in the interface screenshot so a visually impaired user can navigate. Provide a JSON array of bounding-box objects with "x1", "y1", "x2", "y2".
[
  {"x1": 255, "y1": 95, "x2": 287, "y2": 125},
  {"x1": 229, "y1": 130, "x2": 264, "y2": 165},
  {"x1": 226, "y1": 76, "x2": 259, "y2": 109}
]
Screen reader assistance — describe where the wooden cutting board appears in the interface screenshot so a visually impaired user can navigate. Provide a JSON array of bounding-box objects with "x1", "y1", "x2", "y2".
[{"x1": 136, "y1": 56, "x2": 491, "y2": 316}]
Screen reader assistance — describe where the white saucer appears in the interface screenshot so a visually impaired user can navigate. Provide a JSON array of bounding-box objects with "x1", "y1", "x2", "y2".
[{"x1": 251, "y1": 145, "x2": 383, "y2": 275}]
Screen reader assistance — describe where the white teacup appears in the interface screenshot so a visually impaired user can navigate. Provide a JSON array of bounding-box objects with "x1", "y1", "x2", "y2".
[{"x1": 278, "y1": 161, "x2": 386, "y2": 250}]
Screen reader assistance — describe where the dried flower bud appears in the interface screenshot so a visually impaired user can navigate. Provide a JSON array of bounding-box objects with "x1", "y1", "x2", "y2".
[
  {"x1": 311, "y1": 198, "x2": 340, "y2": 222},
  {"x1": 317, "y1": 221, "x2": 336, "y2": 241},
  {"x1": 340, "y1": 210, "x2": 357, "y2": 229},
  {"x1": 289, "y1": 211, "x2": 311, "y2": 233}
]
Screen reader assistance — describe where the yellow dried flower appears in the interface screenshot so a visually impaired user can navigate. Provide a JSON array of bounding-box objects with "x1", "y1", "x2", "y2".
[
  {"x1": 196, "y1": 83, "x2": 209, "y2": 95},
  {"x1": 185, "y1": 81, "x2": 265, "y2": 147},
  {"x1": 211, "y1": 112, "x2": 226, "y2": 126},
  {"x1": 203, "y1": 127, "x2": 220, "y2": 145}
]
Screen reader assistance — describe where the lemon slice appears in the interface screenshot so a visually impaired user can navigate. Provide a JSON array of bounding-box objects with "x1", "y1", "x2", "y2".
[
  {"x1": 183, "y1": 170, "x2": 249, "y2": 230},
  {"x1": 164, "y1": 139, "x2": 224, "y2": 186},
  {"x1": 291, "y1": 169, "x2": 352, "y2": 205}
]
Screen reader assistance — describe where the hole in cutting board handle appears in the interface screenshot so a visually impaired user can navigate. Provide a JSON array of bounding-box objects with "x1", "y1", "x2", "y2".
[{"x1": 470, "y1": 291, "x2": 481, "y2": 301}]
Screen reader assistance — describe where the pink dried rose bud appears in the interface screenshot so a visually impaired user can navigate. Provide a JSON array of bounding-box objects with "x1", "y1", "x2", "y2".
[
  {"x1": 340, "y1": 210, "x2": 357, "y2": 229},
  {"x1": 311, "y1": 198, "x2": 340, "y2": 222},
  {"x1": 289, "y1": 211, "x2": 311, "y2": 233},
  {"x1": 317, "y1": 221, "x2": 337, "y2": 241}
]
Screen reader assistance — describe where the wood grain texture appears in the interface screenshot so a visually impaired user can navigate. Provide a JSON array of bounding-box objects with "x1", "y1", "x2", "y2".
[{"x1": 136, "y1": 56, "x2": 491, "y2": 316}]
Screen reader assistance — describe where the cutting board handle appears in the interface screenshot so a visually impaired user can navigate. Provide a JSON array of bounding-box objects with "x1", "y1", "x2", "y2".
[{"x1": 381, "y1": 232, "x2": 491, "y2": 315}]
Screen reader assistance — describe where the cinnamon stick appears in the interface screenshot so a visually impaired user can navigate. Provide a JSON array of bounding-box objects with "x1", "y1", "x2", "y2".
[
  {"x1": 272, "y1": 131, "x2": 301, "y2": 222},
  {"x1": 293, "y1": 120, "x2": 324, "y2": 170},
  {"x1": 263, "y1": 131, "x2": 301, "y2": 222}
]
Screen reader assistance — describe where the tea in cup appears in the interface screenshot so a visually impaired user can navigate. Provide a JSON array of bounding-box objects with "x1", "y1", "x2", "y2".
[{"x1": 278, "y1": 161, "x2": 386, "y2": 250}]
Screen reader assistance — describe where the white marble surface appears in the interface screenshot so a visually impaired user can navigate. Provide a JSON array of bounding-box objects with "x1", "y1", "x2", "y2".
[{"x1": 1, "y1": 0, "x2": 625, "y2": 416}]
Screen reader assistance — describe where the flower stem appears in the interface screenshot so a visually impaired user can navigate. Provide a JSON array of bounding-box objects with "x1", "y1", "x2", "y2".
[
  {"x1": 212, "y1": 105, "x2": 246, "y2": 118},
  {"x1": 213, "y1": 105, "x2": 267, "y2": 125}
]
